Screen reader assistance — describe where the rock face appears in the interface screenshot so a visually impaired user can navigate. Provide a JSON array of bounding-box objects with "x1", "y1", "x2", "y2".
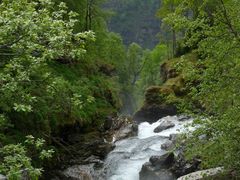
[
  {"x1": 139, "y1": 150, "x2": 201, "y2": 180},
  {"x1": 139, "y1": 152, "x2": 176, "y2": 180},
  {"x1": 133, "y1": 86, "x2": 177, "y2": 123},
  {"x1": 48, "y1": 115, "x2": 138, "y2": 180},
  {"x1": 134, "y1": 54, "x2": 198, "y2": 124},
  {"x1": 154, "y1": 120, "x2": 175, "y2": 133}
]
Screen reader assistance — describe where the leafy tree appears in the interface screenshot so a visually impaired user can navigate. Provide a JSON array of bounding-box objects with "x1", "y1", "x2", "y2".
[
  {"x1": 0, "y1": 136, "x2": 54, "y2": 180},
  {"x1": 162, "y1": 0, "x2": 240, "y2": 175}
]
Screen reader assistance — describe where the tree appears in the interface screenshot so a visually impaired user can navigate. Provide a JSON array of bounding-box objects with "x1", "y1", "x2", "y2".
[{"x1": 162, "y1": 0, "x2": 240, "y2": 174}]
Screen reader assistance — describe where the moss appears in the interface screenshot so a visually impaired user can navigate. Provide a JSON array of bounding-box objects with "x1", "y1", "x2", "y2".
[{"x1": 145, "y1": 86, "x2": 174, "y2": 105}]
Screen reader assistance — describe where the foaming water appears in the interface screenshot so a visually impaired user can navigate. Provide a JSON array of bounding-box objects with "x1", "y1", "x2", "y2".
[{"x1": 104, "y1": 115, "x2": 193, "y2": 180}]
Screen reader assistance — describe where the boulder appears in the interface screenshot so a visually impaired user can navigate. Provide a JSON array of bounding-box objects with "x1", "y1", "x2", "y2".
[
  {"x1": 133, "y1": 86, "x2": 177, "y2": 123},
  {"x1": 178, "y1": 115, "x2": 191, "y2": 122},
  {"x1": 133, "y1": 104, "x2": 177, "y2": 123},
  {"x1": 139, "y1": 153, "x2": 176, "y2": 180},
  {"x1": 161, "y1": 140, "x2": 175, "y2": 151},
  {"x1": 154, "y1": 120, "x2": 175, "y2": 133},
  {"x1": 113, "y1": 124, "x2": 137, "y2": 142},
  {"x1": 62, "y1": 164, "x2": 94, "y2": 180},
  {"x1": 177, "y1": 167, "x2": 224, "y2": 180},
  {"x1": 140, "y1": 168, "x2": 176, "y2": 180},
  {"x1": 150, "y1": 153, "x2": 175, "y2": 169},
  {"x1": 140, "y1": 150, "x2": 201, "y2": 180}
]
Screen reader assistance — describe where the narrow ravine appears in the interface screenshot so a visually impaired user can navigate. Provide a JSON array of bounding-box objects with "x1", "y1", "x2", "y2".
[{"x1": 104, "y1": 116, "x2": 193, "y2": 180}]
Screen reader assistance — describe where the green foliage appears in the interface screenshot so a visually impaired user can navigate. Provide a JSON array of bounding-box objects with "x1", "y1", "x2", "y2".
[
  {"x1": 0, "y1": 0, "x2": 124, "y2": 177},
  {"x1": 0, "y1": 136, "x2": 54, "y2": 180},
  {"x1": 105, "y1": 0, "x2": 161, "y2": 48},
  {"x1": 0, "y1": 0, "x2": 95, "y2": 135},
  {"x1": 162, "y1": 0, "x2": 240, "y2": 175}
]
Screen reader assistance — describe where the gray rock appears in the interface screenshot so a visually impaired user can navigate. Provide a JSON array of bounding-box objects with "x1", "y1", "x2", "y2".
[
  {"x1": 139, "y1": 153, "x2": 176, "y2": 180},
  {"x1": 177, "y1": 167, "x2": 224, "y2": 180},
  {"x1": 169, "y1": 134, "x2": 181, "y2": 142},
  {"x1": 62, "y1": 164, "x2": 106, "y2": 180},
  {"x1": 178, "y1": 115, "x2": 191, "y2": 122},
  {"x1": 140, "y1": 168, "x2": 176, "y2": 180},
  {"x1": 154, "y1": 120, "x2": 175, "y2": 133},
  {"x1": 161, "y1": 140, "x2": 175, "y2": 151},
  {"x1": 133, "y1": 104, "x2": 177, "y2": 124}
]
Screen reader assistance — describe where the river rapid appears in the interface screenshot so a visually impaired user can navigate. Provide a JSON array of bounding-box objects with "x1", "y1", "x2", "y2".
[{"x1": 104, "y1": 115, "x2": 193, "y2": 180}]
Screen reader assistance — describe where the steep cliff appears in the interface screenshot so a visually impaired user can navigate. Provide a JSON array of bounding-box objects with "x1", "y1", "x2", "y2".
[{"x1": 134, "y1": 53, "x2": 198, "y2": 123}]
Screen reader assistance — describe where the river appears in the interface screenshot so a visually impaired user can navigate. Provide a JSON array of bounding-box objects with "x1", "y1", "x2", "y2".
[{"x1": 104, "y1": 115, "x2": 193, "y2": 180}]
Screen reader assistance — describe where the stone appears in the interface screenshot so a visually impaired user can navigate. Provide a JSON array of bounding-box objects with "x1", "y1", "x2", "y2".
[
  {"x1": 178, "y1": 115, "x2": 191, "y2": 122},
  {"x1": 161, "y1": 140, "x2": 175, "y2": 151},
  {"x1": 140, "y1": 168, "x2": 176, "y2": 180},
  {"x1": 149, "y1": 153, "x2": 175, "y2": 169},
  {"x1": 103, "y1": 115, "x2": 113, "y2": 130},
  {"x1": 134, "y1": 104, "x2": 177, "y2": 124},
  {"x1": 139, "y1": 153, "x2": 176, "y2": 180},
  {"x1": 133, "y1": 86, "x2": 177, "y2": 124},
  {"x1": 154, "y1": 120, "x2": 175, "y2": 133},
  {"x1": 177, "y1": 167, "x2": 224, "y2": 180}
]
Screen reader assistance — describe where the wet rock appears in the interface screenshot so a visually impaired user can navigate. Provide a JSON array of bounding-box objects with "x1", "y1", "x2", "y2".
[
  {"x1": 140, "y1": 150, "x2": 201, "y2": 180},
  {"x1": 178, "y1": 115, "x2": 191, "y2": 122},
  {"x1": 106, "y1": 116, "x2": 138, "y2": 142},
  {"x1": 139, "y1": 152, "x2": 176, "y2": 180},
  {"x1": 169, "y1": 134, "x2": 181, "y2": 142},
  {"x1": 172, "y1": 151, "x2": 201, "y2": 178},
  {"x1": 140, "y1": 168, "x2": 176, "y2": 180},
  {"x1": 62, "y1": 164, "x2": 94, "y2": 180},
  {"x1": 134, "y1": 104, "x2": 177, "y2": 124},
  {"x1": 133, "y1": 86, "x2": 177, "y2": 123},
  {"x1": 113, "y1": 124, "x2": 137, "y2": 142},
  {"x1": 150, "y1": 153, "x2": 175, "y2": 169},
  {"x1": 154, "y1": 120, "x2": 175, "y2": 133},
  {"x1": 161, "y1": 140, "x2": 175, "y2": 151}
]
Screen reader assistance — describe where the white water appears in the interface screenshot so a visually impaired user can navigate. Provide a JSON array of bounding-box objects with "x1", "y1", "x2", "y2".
[{"x1": 104, "y1": 115, "x2": 193, "y2": 180}]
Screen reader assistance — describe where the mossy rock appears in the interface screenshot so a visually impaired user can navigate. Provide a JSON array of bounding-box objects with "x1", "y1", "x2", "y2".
[
  {"x1": 145, "y1": 86, "x2": 174, "y2": 105},
  {"x1": 164, "y1": 76, "x2": 186, "y2": 96}
]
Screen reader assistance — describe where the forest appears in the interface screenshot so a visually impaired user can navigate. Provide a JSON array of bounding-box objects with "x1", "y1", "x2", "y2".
[{"x1": 0, "y1": 0, "x2": 240, "y2": 179}]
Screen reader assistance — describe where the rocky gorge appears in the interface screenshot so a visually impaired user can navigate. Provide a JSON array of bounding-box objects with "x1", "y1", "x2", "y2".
[{"x1": 41, "y1": 53, "x2": 221, "y2": 180}]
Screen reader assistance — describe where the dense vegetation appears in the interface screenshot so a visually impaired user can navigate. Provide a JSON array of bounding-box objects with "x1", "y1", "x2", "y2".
[
  {"x1": 158, "y1": 0, "x2": 240, "y2": 176},
  {"x1": 0, "y1": 0, "x2": 167, "y2": 178},
  {"x1": 1, "y1": 0, "x2": 240, "y2": 179},
  {"x1": 105, "y1": 0, "x2": 161, "y2": 48}
]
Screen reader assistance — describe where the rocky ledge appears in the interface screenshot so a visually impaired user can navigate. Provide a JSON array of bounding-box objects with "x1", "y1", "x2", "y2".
[
  {"x1": 49, "y1": 115, "x2": 138, "y2": 180},
  {"x1": 139, "y1": 151, "x2": 201, "y2": 180}
]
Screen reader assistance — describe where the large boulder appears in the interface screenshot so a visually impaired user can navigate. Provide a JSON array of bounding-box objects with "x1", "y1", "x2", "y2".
[
  {"x1": 177, "y1": 167, "x2": 224, "y2": 180},
  {"x1": 140, "y1": 150, "x2": 201, "y2": 180},
  {"x1": 154, "y1": 120, "x2": 175, "y2": 133},
  {"x1": 133, "y1": 104, "x2": 177, "y2": 123},
  {"x1": 133, "y1": 86, "x2": 177, "y2": 123},
  {"x1": 140, "y1": 153, "x2": 176, "y2": 180}
]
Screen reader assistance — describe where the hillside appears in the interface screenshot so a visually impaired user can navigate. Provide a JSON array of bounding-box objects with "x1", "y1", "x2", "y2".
[{"x1": 104, "y1": 0, "x2": 161, "y2": 49}]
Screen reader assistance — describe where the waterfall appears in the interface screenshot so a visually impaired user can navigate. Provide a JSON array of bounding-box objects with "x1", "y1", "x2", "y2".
[{"x1": 104, "y1": 115, "x2": 193, "y2": 180}]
